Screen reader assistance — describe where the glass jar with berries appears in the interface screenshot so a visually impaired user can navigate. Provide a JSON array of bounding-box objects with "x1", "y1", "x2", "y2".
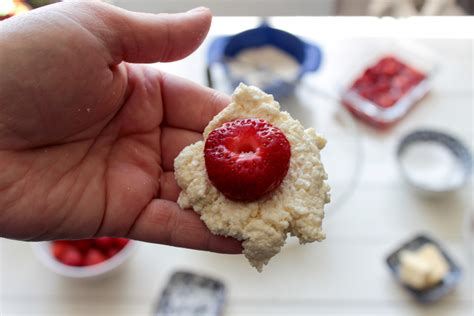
[{"x1": 339, "y1": 39, "x2": 439, "y2": 128}]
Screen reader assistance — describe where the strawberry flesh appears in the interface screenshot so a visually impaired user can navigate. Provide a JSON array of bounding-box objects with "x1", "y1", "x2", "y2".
[{"x1": 204, "y1": 118, "x2": 291, "y2": 201}]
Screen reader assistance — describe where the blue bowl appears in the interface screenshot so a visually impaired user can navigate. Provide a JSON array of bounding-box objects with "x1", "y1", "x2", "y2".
[{"x1": 206, "y1": 23, "x2": 322, "y2": 99}]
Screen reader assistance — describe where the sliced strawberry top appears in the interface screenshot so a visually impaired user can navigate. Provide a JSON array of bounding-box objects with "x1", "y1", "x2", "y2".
[{"x1": 204, "y1": 118, "x2": 291, "y2": 201}]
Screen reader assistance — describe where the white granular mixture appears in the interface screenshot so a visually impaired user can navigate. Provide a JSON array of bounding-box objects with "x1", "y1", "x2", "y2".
[
  {"x1": 174, "y1": 83, "x2": 330, "y2": 271},
  {"x1": 400, "y1": 142, "x2": 465, "y2": 191},
  {"x1": 227, "y1": 46, "x2": 300, "y2": 87}
]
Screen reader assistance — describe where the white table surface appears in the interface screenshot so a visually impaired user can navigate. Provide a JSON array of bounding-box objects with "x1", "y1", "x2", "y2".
[{"x1": 1, "y1": 17, "x2": 473, "y2": 316}]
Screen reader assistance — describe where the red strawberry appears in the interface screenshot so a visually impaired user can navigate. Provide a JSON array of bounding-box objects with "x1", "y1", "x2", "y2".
[
  {"x1": 113, "y1": 238, "x2": 129, "y2": 249},
  {"x1": 59, "y1": 246, "x2": 83, "y2": 266},
  {"x1": 52, "y1": 241, "x2": 69, "y2": 260},
  {"x1": 94, "y1": 237, "x2": 115, "y2": 249},
  {"x1": 204, "y1": 118, "x2": 291, "y2": 201},
  {"x1": 83, "y1": 249, "x2": 107, "y2": 266},
  {"x1": 375, "y1": 95, "x2": 396, "y2": 108},
  {"x1": 106, "y1": 247, "x2": 120, "y2": 259},
  {"x1": 392, "y1": 75, "x2": 412, "y2": 91},
  {"x1": 71, "y1": 239, "x2": 94, "y2": 253},
  {"x1": 373, "y1": 78, "x2": 391, "y2": 94},
  {"x1": 379, "y1": 56, "x2": 402, "y2": 76}
]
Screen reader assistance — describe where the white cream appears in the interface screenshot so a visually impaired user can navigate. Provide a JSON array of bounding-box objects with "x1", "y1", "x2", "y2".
[
  {"x1": 227, "y1": 46, "x2": 300, "y2": 87},
  {"x1": 174, "y1": 83, "x2": 330, "y2": 271}
]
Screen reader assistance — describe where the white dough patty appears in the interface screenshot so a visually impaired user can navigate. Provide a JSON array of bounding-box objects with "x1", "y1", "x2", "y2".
[{"x1": 174, "y1": 83, "x2": 330, "y2": 271}]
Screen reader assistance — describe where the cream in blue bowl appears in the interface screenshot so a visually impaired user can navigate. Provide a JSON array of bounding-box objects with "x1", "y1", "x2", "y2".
[{"x1": 207, "y1": 23, "x2": 322, "y2": 99}]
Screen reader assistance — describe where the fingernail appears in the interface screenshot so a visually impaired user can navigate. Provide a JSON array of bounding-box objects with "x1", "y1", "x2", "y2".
[{"x1": 187, "y1": 6, "x2": 209, "y2": 14}]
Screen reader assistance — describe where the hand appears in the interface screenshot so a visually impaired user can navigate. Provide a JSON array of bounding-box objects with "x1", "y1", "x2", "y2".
[{"x1": 0, "y1": 1, "x2": 241, "y2": 253}]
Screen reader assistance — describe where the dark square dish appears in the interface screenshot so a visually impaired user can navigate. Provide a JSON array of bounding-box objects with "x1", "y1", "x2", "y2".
[
  {"x1": 154, "y1": 271, "x2": 227, "y2": 316},
  {"x1": 386, "y1": 234, "x2": 462, "y2": 303}
]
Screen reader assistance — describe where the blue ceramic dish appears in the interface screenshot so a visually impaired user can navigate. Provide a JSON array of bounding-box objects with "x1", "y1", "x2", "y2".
[
  {"x1": 396, "y1": 129, "x2": 472, "y2": 193},
  {"x1": 206, "y1": 23, "x2": 322, "y2": 99}
]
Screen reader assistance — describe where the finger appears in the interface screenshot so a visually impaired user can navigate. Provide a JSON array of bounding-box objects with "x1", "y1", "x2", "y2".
[
  {"x1": 161, "y1": 73, "x2": 231, "y2": 132},
  {"x1": 127, "y1": 199, "x2": 243, "y2": 254},
  {"x1": 67, "y1": 1, "x2": 212, "y2": 64},
  {"x1": 161, "y1": 127, "x2": 202, "y2": 171},
  {"x1": 159, "y1": 171, "x2": 181, "y2": 201}
]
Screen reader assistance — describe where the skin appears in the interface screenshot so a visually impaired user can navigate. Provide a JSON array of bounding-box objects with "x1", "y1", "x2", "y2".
[{"x1": 0, "y1": 1, "x2": 242, "y2": 254}]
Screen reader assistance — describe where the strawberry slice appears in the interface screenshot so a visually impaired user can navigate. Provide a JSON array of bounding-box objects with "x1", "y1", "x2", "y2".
[
  {"x1": 204, "y1": 118, "x2": 291, "y2": 201},
  {"x1": 83, "y1": 249, "x2": 107, "y2": 266}
]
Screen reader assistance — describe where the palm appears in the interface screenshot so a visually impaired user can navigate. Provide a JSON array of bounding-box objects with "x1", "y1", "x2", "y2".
[{"x1": 0, "y1": 1, "x2": 241, "y2": 253}]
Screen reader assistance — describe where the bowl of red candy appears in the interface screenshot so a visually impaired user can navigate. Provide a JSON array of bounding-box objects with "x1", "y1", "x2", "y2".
[
  {"x1": 340, "y1": 40, "x2": 438, "y2": 128},
  {"x1": 32, "y1": 238, "x2": 137, "y2": 278}
]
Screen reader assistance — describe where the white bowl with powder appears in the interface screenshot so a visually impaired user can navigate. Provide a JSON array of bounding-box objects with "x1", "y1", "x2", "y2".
[{"x1": 397, "y1": 130, "x2": 472, "y2": 194}]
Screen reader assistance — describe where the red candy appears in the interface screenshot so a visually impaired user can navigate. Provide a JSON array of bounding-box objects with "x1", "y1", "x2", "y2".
[
  {"x1": 204, "y1": 118, "x2": 291, "y2": 201},
  {"x1": 51, "y1": 238, "x2": 130, "y2": 267}
]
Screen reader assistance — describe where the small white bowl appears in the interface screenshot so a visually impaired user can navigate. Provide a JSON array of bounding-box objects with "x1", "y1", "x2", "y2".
[
  {"x1": 396, "y1": 129, "x2": 472, "y2": 195},
  {"x1": 32, "y1": 240, "x2": 138, "y2": 279}
]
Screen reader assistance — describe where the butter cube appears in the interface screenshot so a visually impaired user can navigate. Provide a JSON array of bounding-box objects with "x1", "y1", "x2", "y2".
[
  {"x1": 417, "y1": 244, "x2": 449, "y2": 285},
  {"x1": 399, "y1": 244, "x2": 449, "y2": 290}
]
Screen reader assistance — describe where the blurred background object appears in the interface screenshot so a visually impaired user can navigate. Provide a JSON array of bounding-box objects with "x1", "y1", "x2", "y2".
[
  {"x1": 367, "y1": 0, "x2": 466, "y2": 16},
  {"x1": 32, "y1": 238, "x2": 137, "y2": 279},
  {"x1": 396, "y1": 130, "x2": 472, "y2": 194},
  {"x1": 153, "y1": 271, "x2": 227, "y2": 316},
  {"x1": 206, "y1": 23, "x2": 323, "y2": 99},
  {"x1": 25, "y1": 0, "x2": 59, "y2": 8},
  {"x1": 0, "y1": 0, "x2": 31, "y2": 20},
  {"x1": 112, "y1": 0, "x2": 470, "y2": 15},
  {"x1": 1, "y1": 0, "x2": 470, "y2": 17}
]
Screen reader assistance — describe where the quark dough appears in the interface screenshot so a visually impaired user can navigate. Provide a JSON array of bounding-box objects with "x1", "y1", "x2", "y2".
[{"x1": 174, "y1": 83, "x2": 330, "y2": 271}]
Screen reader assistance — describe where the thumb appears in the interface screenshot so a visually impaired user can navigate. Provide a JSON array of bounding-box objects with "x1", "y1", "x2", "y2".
[{"x1": 64, "y1": 2, "x2": 212, "y2": 64}]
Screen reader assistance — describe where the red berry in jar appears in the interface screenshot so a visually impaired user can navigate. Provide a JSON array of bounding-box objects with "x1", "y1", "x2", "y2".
[
  {"x1": 73, "y1": 239, "x2": 94, "y2": 253},
  {"x1": 59, "y1": 246, "x2": 83, "y2": 266},
  {"x1": 351, "y1": 56, "x2": 426, "y2": 108},
  {"x1": 114, "y1": 238, "x2": 129, "y2": 250},
  {"x1": 84, "y1": 249, "x2": 107, "y2": 266},
  {"x1": 51, "y1": 238, "x2": 130, "y2": 267},
  {"x1": 106, "y1": 248, "x2": 121, "y2": 259},
  {"x1": 379, "y1": 56, "x2": 402, "y2": 76},
  {"x1": 94, "y1": 237, "x2": 116, "y2": 249},
  {"x1": 375, "y1": 95, "x2": 397, "y2": 108},
  {"x1": 343, "y1": 54, "x2": 428, "y2": 128},
  {"x1": 52, "y1": 241, "x2": 69, "y2": 260}
]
